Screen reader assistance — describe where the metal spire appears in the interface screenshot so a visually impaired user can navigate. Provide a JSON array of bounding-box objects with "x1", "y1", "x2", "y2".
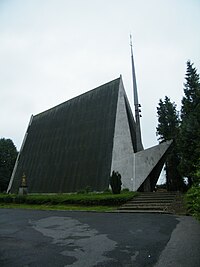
[{"x1": 130, "y1": 35, "x2": 143, "y2": 151}]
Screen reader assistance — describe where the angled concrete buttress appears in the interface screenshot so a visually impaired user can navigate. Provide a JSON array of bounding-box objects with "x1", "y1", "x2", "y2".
[
  {"x1": 134, "y1": 140, "x2": 173, "y2": 192},
  {"x1": 110, "y1": 77, "x2": 172, "y2": 192}
]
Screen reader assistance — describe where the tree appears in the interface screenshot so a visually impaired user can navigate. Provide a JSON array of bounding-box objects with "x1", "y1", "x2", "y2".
[
  {"x1": 156, "y1": 96, "x2": 185, "y2": 191},
  {"x1": 0, "y1": 138, "x2": 18, "y2": 192},
  {"x1": 179, "y1": 61, "x2": 200, "y2": 186},
  {"x1": 156, "y1": 96, "x2": 180, "y2": 142},
  {"x1": 109, "y1": 171, "x2": 122, "y2": 194}
]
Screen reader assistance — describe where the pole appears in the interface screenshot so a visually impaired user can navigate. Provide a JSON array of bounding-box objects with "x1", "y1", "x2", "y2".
[{"x1": 130, "y1": 35, "x2": 143, "y2": 151}]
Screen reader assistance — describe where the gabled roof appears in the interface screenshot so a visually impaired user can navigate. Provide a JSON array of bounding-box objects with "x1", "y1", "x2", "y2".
[{"x1": 10, "y1": 78, "x2": 121, "y2": 193}]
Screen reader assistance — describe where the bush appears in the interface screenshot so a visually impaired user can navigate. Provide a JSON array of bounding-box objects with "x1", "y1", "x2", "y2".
[
  {"x1": 0, "y1": 192, "x2": 137, "y2": 207},
  {"x1": 110, "y1": 171, "x2": 122, "y2": 194},
  {"x1": 84, "y1": 186, "x2": 92, "y2": 193},
  {"x1": 185, "y1": 185, "x2": 200, "y2": 220},
  {"x1": 77, "y1": 189, "x2": 86, "y2": 194},
  {"x1": 121, "y1": 188, "x2": 129, "y2": 193},
  {"x1": 77, "y1": 186, "x2": 93, "y2": 194},
  {"x1": 103, "y1": 188, "x2": 112, "y2": 194},
  {"x1": 0, "y1": 194, "x2": 14, "y2": 203}
]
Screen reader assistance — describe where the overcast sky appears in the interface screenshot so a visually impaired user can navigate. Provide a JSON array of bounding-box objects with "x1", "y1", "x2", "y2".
[{"x1": 1, "y1": 0, "x2": 200, "y2": 151}]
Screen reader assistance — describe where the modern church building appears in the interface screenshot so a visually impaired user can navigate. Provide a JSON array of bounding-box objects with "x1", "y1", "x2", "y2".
[{"x1": 7, "y1": 41, "x2": 172, "y2": 194}]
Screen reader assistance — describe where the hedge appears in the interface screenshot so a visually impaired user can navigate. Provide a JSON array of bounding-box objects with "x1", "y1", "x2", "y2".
[{"x1": 0, "y1": 192, "x2": 137, "y2": 206}]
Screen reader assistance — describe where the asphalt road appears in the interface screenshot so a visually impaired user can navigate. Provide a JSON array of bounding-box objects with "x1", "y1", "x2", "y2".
[{"x1": 0, "y1": 209, "x2": 199, "y2": 267}]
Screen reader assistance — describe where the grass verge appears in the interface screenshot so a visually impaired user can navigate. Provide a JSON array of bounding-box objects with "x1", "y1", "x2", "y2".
[
  {"x1": 0, "y1": 191, "x2": 137, "y2": 212},
  {"x1": 0, "y1": 203, "x2": 117, "y2": 212}
]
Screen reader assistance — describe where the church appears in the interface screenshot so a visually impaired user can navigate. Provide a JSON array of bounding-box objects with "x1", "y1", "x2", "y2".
[
  {"x1": 7, "y1": 76, "x2": 171, "y2": 193},
  {"x1": 7, "y1": 41, "x2": 172, "y2": 194}
]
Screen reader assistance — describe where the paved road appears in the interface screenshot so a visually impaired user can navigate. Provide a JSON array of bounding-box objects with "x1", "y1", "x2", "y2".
[{"x1": 0, "y1": 209, "x2": 199, "y2": 267}]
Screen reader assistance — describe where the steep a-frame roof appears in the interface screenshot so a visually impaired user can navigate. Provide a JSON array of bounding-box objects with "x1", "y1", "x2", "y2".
[
  {"x1": 10, "y1": 78, "x2": 122, "y2": 193},
  {"x1": 8, "y1": 76, "x2": 172, "y2": 193}
]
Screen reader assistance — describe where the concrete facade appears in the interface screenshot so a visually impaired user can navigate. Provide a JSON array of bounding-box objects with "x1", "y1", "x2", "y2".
[
  {"x1": 110, "y1": 77, "x2": 172, "y2": 191},
  {"x1": 110, "y1": 79, "x2": 134, "y2": 190},
  {"x1": 110, "y1": 78, "x2": 172, "y2": 192},
  {"x1": 134, "y1": 141, "x2": 173, "y2": 191}
]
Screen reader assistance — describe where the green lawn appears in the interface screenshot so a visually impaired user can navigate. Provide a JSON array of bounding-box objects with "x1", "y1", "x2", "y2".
[{"x1": 0, "y1": 203, "x2": 117, "y2": 212}]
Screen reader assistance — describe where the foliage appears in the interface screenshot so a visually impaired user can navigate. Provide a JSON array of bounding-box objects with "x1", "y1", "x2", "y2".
[
  {"x1": 84, "y1": 186, "x2": 92, "y2": 193},
  {"x1": 109, "y1": 171, "x2": 122, "y2": 194},
  {"x1": 185, "y1": 185, "x2": 200, "y2": 221},
  {"x1": 0, "y1": 191, "x2": 137, "y2": 206},
  {"x1": 77, "y1": 186, "x2": 92, "y2": 194},
  {"x1": 121, "y1": 188, "x2": 130, "y2": 192},
  {"x1": 156, "y1": 96, "x2": 180, "y2": 142},
  {"x1": 103, "y1": 188, "x2": 112, "y2": 194},
  {"x1": 156, "y1": 97, "x2": 184, "y2": 191},
  {"x1": 179, "y1": 61, "x2": 200, "y2": 186},
  {"x1": 156, "y1": 61, "x2": 200, "y2": 189},
  {"x1": 0, "y1": 138, "x2": 18, "y2": 192},
  {"x1": 193, "y1": 162, "x2": 200, "y2": 185}
]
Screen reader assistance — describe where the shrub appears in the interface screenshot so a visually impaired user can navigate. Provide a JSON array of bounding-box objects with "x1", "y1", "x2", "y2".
[
  {"x1": 103, "y1": 188, "x2": 112, "y2": 194},
  {"x1": 110, "y1": 171, "x2": 122, "y2": 194},
  {"x1": 121, "y1": 188, "x2": 129, "y2": 193},
  {"x1": 77, "y1": 189, "x2": 86, "y2": 194},
  {"x1": 0, "y1": 191, "x2": 137, "y2": 207},
  {"x1": 185, "y1": 185, "x2": 200, "y2": 220},
  {"x1": 84, "y1": 186, "x2": 92, "y2": 194},
  {"x1": 77, "y1": 186, "x2": 92, "y2": 194},
  {"x1": 0, "y1": 194, "x2": 14, "y2": 203}
]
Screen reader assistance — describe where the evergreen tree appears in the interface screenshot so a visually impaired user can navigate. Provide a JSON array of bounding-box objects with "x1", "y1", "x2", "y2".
[
  {"x1": 109, "y1": 171, "x2": 122, "y2": 194},
  {"x1": 0, "y1": 138, "x2": 18, "y2": 192},
  {"x1": 157, "y1": 96, "x2": 180, "y2": 142},
  {"x1": 156, "y1": 96, "x2": 184, "y2": 191},
  {"x1": 179, "y1": 61, "x2": 200, "y2": 186}
]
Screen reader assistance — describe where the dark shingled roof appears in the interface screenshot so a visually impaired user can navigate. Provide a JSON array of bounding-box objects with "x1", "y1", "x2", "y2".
[{"x1": 10, "y1": 78, "x2": 121, "y2": 193}]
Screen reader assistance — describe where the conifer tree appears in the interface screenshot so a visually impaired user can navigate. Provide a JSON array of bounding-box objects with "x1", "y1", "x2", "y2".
[
  {"x1": 157, "y1": 96, "x2": 179, "y2": 142},
  {"x1": 156, "y1": 96, "x2": 184, "y2": 191},
  {"x1": 0, "y1": 138, "x2": 18, "y2": 192},
  {"x1": 179, "y1": 61, "x2": 200, "y2": 186}
]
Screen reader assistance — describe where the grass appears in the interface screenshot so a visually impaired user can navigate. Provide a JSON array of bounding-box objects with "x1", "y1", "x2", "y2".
[
  {"x1": 0, "y1": 191, "x2": 137, "y2": 212},
  {"x1": 0, "y1": 203, "x2": 117, "y2": 212}
]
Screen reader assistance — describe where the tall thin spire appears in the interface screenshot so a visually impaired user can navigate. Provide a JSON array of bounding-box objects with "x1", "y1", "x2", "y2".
[{"x1": 130, "y1": 35, "x2": 143, "y2": 151}]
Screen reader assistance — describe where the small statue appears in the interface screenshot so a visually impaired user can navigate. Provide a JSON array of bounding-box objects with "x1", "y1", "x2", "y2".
[
  {"x1": 18, "y1": 173, "x2": 28, "y2": 195},
  {"x1": 21, "y1": 173, "x2": 27, "y2": 187}
]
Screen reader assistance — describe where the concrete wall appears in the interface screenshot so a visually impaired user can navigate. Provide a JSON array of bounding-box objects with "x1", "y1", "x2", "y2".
[
  {"x1": 134, "y1": 141, "x2": 172, "y2": 190},
  {"x1": 110, "y1": 77, "x2": 172, "y2": 192},
  {"x1": 110, "y1": 78, "x2": 134, "y2": 190}
]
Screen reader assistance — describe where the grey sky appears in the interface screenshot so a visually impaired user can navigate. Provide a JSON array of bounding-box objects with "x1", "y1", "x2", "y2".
[{"x1": 0, "y1": 0, "x2": 200, "y2": 150}]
